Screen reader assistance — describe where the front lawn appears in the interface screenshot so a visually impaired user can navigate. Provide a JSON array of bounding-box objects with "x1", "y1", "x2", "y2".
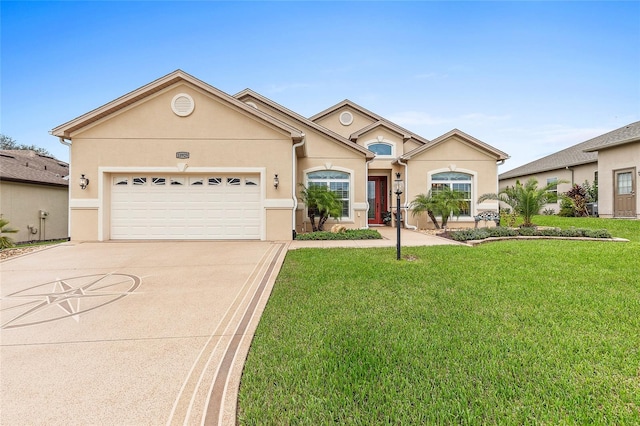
[{"x1": 238, "y1": 219, "x2": 640, "y2": 424}]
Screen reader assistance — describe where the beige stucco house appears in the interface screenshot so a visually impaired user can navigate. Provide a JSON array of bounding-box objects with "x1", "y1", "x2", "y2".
[
  {"x1": 51, "y1": 70, "x2": 509, "y2": 241},
  {"x1": 499, "y1": 121, "x2": 639, "y2": 219},
  {"x1": 0, "y1": 150, "x2": 69, "y2": 242}
]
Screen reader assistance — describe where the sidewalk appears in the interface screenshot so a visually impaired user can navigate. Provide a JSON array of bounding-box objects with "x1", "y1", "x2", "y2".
[{"x1": 289, "y1": 226, "x2": 464, "y2": 249}]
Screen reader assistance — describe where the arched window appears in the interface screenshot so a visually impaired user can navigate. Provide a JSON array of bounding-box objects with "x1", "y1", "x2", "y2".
[
  {"x1": 366, "y1": 142, "x2": 394, "y2": 157},
  {"x1": 431, "y1": 172, "x2": 472, "y2": 216},
  {"x1": 307, "y1": 170, "x2": 350, "y2": 217}
]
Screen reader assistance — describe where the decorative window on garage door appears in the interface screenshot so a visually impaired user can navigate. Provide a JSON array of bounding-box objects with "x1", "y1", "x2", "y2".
[{"x1": 307, "y1": 170, "x2": 350, "y2": 217}]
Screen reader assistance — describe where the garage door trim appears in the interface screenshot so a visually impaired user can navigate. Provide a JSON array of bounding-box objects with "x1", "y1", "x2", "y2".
[{"x1": 98, "y1": 166, "x2": 267, "y2": 241}]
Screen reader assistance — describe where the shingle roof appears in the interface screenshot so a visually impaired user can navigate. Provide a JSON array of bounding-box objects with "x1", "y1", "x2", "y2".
[
  {"x1": 0, "y1": 150, "x2": 69, "y2": 187},
  {"x1": 233, "y1": 89, "x2": 374, "y2": 159},
  {"x1": 499, "y1": 121, "x2": 640, "y2": 180}
]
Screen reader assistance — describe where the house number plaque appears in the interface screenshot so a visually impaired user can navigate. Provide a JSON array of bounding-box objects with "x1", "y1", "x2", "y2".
[{"x1": 176, "y1": 152, "x2": 190, "y2": 159}]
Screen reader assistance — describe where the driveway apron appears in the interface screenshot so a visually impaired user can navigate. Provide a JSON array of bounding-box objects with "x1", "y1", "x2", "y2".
[{"x1": 0, "y1": 241, "x2": 287, "y2": 426}]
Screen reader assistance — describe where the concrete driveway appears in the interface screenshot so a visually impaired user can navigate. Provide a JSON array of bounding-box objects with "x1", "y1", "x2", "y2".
[{"x1": 0, "y1": 241, "x2": 287, "y2": 426}]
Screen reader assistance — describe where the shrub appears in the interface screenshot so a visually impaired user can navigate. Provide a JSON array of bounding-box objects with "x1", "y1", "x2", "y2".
[
  {"x1": 558, "y1": 197, "x2": 575, "y2": 217},
  {"x1": 448, "y1": 229, "x2": 490, "y2": 241},
  {"x1": 564, "y1": 184, "x2": 589, "y2": 217},
  {"x1": 582, "y1": 229, "x2": 612, "y2": 238},
  {"x1": 487, "y1": 227, "x2": 519, "y2": 237},
  {"x1": 447, "y1": 227, "x2": 612, "y2": 241},
  {"x1": 518, "y1": 227, "x2": 536, "y2": 236},
  {"x1": 500, "y1": 209, "x2": 518, "y2": 227},
  {"x1": 295, "y1": 229, "x2": 382, "y2": 240}
]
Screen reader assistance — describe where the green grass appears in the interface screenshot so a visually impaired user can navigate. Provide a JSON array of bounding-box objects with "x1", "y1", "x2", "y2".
[
  {"x1": 530, "y1": 215, "x2": 639, "y2": 242},
  {"x1": 238, "y1": 218, "x2": 640, "y2": 424}
]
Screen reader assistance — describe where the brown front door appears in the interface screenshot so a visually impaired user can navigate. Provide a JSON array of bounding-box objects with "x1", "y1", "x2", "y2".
[
  {"x1": 614, "y1": 168, "x2": 636, "y2": 217},
  {"x1": 368, "y1": 176, "x2": 388, "y2": 224}
]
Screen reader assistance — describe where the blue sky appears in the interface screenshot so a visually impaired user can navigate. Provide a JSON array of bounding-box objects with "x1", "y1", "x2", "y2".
[{"x1": 2, "y1": 1, "x2": 639, "y2": 172}]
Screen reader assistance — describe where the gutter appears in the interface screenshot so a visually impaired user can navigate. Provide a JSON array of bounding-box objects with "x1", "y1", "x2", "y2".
[
  {"x1": 291, "y1": 134, "x2": 306, "y2": 239},
  {"x1": 58, "y1": 137, "x2": 72, "y2": 240},
  {"x1": 396, "y1": 158, "x2": 417, "y2": 230}
]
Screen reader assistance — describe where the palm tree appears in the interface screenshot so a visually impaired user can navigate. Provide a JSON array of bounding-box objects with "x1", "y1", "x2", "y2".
[
  {"x1": 477, "y1": 177, "x2": 566, "y2": 227},
  {"x1": 410, "y1": 193, "x2": 441, "y2": 229},
  {"x1": 410, "y1": 187, "x2": 467, "y2": 229},
  {"x1": 0, "y1": 218, "x2": 18, "y2": 249},
  {"x1": 299, "y1": 185, "x2": 343, "y2": 232}
]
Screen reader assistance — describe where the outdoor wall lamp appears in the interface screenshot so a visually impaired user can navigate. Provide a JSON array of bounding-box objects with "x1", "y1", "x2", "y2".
[
  {"x1": 394, "y1": 172, "x2": 404, "y2": 260},
  {"x1": 274, "y1": 174, "x2": 279, "y2": 189},
  {"x1": 79, "y1": 174, "x2": 90, "y2": 190}
]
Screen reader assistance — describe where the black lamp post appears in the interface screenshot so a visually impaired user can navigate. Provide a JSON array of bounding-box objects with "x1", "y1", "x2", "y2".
[{"x1": 394, "y1": 172, "x2": 403, "y2": 260}]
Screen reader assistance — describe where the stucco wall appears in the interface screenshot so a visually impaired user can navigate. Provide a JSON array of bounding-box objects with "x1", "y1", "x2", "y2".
[
  {"x1": 596, "y1": 141, "x2": 639, "y2": 218},
  {"x1": 0, "y1": 181, "x2": 68, "y2": 242},
  {"x1": 500, "y1": 163, "x2": 598, "y2": 213},
  {"x1": 66, "y1": 82, "x2": 296, "y2": 241},
  {"x1": 405, "y1": 136, "x2": 501, "y2": 229},
  {"x1": 313, "y1": 108, "x2": 376, "y2": 139}
]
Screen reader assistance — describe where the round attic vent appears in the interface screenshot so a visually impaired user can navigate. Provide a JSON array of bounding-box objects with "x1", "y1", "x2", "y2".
[
  {"x1": 171, "y1": 93, "x2": 195, "y2": 117},
  {"x1": 245, "y1": 101, "x2": 258, "y2": 109},
  {"x1": 339, "y1": 111, "x2": 353, "y2": 126}
]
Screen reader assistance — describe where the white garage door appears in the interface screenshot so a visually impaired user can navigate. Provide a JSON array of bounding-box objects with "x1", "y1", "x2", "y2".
[{"x1": 111, "y1": 175, "x2": 261, "y2": 240}]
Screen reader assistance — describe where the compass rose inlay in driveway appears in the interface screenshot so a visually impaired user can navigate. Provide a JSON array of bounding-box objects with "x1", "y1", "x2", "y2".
[{"x1": 1, "y1": 273, "x2": 142, "y2": 329}]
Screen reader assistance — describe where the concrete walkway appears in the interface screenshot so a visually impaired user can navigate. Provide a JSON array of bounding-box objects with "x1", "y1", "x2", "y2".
[{"x1": 0, "y1": 230, "x2": 458, "y2": 425}]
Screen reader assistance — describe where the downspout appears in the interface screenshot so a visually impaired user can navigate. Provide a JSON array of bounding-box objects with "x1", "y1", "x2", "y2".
[
  {"x1": 396, "y1": 158, "x2": 417, "y2": 230},
  {"x1": 58, "y1": 137, "x2": 72, "y2": 240},
  {"x1": 363, "y1": 157, "x2": 375, "y2": 229},
  {"x1": 565, "y1": 166, "x2": 574, "y2": 185},
  {"x1": 291, "y1": 133, "x2": 306, "y2": 239}
]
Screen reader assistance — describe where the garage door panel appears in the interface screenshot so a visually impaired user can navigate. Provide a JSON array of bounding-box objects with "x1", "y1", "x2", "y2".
[{"x1": 111, "y1": 174, "x2": 262, "y2": 240}]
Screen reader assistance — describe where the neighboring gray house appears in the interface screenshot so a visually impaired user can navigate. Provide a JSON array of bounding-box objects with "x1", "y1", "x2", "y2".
[
  {"x1": 0, "y1": 150, "x2": 69, "y2": 242},
  {"x1": 499, "y1": 121, "x2": 640, "y2": 218}
]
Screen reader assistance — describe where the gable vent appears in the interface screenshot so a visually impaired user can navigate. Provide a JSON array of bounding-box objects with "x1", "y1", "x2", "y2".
[
  {"x1": 171, "y1": 93, "x2": 195, "y2": 117},
  {"x1": 339, "y1": 111, "x2": 353, "y2": 126}
]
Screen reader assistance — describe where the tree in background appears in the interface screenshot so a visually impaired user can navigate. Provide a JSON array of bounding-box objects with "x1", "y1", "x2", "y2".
[
  {"x1": 478, "y1": 178, "x2": 567, "y2": 227},
  {"x1": 1, "y1": 134, "x2": 52, "y2": 156}
]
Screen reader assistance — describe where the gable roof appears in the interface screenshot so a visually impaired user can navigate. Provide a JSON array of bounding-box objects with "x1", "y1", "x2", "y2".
[
  {"x1": 51, "y1": 70, "x2": 305, "y2": 141},
  {"x1": 233, "y1": 89, "x2": 374, "y2": 159},
  {"x1": 399, "y1": 129, "x2": 509, "y2": 161},
  {"x1": 500, "y1": 121, "x2": 640, "y2": 180},
  {"x1": 310, "y1": 99, "x2": 429, "y2": 145},
  {"x1": 0, "y1": 150, "x2": 69, "y2": 187}
]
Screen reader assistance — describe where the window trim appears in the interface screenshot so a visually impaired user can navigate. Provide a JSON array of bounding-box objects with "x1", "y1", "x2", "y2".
[
  {"x1": 366, "y1": 141, "x2": 395, "y2": 158},
  {"x1": 304, "y1": 166, "x2": 353, "y2": 220},
  {"x1": 426, "y1": 168, "x2": 477, "y2": 218}
]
